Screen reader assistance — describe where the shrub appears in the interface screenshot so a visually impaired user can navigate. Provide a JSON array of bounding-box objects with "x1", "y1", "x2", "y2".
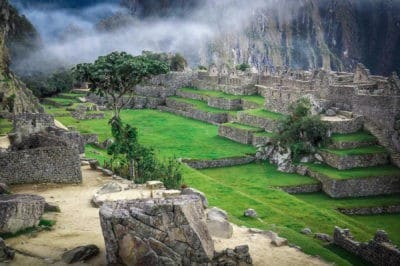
[
  {"x1": 198, "y1": 65, "x2": 208, "y2": 70},
  {"x1": 276, "y1": 98, "x2": 330, "y2": 161},
  {"x1": 236, "y1": 63, "x2": 251, "y2": 71}
]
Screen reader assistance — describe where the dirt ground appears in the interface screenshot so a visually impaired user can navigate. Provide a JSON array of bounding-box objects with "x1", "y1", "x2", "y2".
[{"x1": 4, "y1": 166, "x2": 329, "y2": 266}]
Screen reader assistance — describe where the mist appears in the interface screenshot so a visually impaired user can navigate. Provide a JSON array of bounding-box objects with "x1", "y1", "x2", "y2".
[{"x1": 10, "y1": 0, "x2": 295, "y2": 75}]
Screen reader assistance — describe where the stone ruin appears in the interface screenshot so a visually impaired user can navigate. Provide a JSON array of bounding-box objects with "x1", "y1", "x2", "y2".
[
  {"x1": 100, "y1": 195, "x2": 252, "y2": 266},
  {"x1": 333, "y1": 226, "x2": 400, "y2": 266},
  {"x1": 0, "y1": 113, "x2": 82, "y2": 185}
]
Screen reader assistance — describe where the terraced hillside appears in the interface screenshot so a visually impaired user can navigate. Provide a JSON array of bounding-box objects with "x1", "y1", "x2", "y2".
[{"x1": 42, "y1": 85, "x2": 400, "y2": 266}]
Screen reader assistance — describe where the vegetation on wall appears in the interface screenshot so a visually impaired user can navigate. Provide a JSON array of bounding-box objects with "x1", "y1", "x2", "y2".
[{"x1": 276, "y1": 98, "x2": 330, "y2": 161}]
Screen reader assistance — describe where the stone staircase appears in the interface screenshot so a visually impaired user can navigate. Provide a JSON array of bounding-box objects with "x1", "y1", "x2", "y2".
[{"x1": 364, "y1": 121, "x2": 400, "y2": 167}]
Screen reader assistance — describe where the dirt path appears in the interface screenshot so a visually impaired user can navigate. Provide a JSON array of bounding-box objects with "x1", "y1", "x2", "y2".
[{"x1": 5, "y1": 166, "x2": 329, "y2": 265}]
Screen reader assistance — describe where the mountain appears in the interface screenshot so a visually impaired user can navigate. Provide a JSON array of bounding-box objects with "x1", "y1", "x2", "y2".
[
  {"x1": 122, "y1": 0, "x2": 400, "y2": 75},
  {"x1": 0, "y1": 0, "x2": 42, "y2": 114}
]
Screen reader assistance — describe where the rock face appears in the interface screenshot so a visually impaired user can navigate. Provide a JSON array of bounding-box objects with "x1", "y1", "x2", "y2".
[
  {"x1": 213, "y1": 245, "x2": 252, "y2": 266},
  {"x1": 0, "y1": 194, "x2": 45, "y2": 234},
  {"x1": 206, "y1": 207, "x2": 233, "y2": 239},
  {"x1": 62, "y1": 245, "x2": 100, "y2": 264},
  {"x1": 99, "y1": 195, "x2": 214, "y2": 265},
  {"x1": 0, "y1": 237, "x2": 15, "y2": 262},
  {"x1": 0, "y1": 183, "x2": 11, "y2": 195},
  {"x1": 181, "y1": 187, "x2": 208, "y2": 209}
]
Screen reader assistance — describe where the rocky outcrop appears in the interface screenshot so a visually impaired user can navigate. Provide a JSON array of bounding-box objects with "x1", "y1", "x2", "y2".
[
  {"x1": 0, "y1": 194, "x2": 45, "y2": 234},
  {"x1": 99, "y1": 195, "x2": 215, "y2": 265},
  {"x1": 0, "y1": 237, "x2": 15, "y2": 262},
  {"x1": 206, "y1": 207, "x2": 233, "y2": 239},
  {"x1": 62, "y1": 245, "x2": 100, "y2": 264}
]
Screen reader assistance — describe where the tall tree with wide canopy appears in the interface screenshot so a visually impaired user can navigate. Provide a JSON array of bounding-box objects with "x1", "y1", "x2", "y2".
[
  {"x1": 73, "y1": 51, "x2": 169, "y2": 119},
  {"x1": 73, "y1": 51, "x2": 170, "y2": 180}
]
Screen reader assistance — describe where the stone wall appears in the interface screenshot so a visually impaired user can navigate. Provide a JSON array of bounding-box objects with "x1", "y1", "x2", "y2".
[
  {"x1": 237, "y1": 112, "x2": 279, "y2": 132},
  {"x1": 307, "y1": 168, "x2": 400, "y2": 198},
  {"x1": 218, "y1": 124, "x2": 261, "y2": 145},
  {"x1": 279, "y1": 183, "x2": 322, "y2": 194},
  {"x1": 0, "y1": 146, "x2": 82, "y2": 185},
  {"x1": 337, "y1": 205, "x2": 400, "y2": 215},
  {"x1": 320, "y1": 150, "x2": 388, "y2": 170},
  {"x1": 323, "y1": 115, "x2": 364, "y2": 134},
  {"x1": 207, "y1": 97, "x2": 242, "y2": 111},
  {"x1": 82, "y1": 134, "x2": 99, "y2": 145},
  {"x1": 329, "y1": 139, "x2": 377, "y2": 149},
  {"x1": 159, "y1": 106, "x2": 228, "y2": 125},
  {"x1": 333, "y1": 227, "x2": 400, "y2": 266},
  {"x1": 252, "y1": 134, "x2": 274, "y2": 147},
  {"x1": 13, "y1": 113, "x2": 55, "y2": 143},
  {"x1": 182, "y1": 156, "x2": 255, "y2": 169}
]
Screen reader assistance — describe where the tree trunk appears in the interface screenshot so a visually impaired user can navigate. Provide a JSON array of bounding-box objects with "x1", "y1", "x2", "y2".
[{"x1": 129, "y1": 159, "x2": 136, "y2": 182}]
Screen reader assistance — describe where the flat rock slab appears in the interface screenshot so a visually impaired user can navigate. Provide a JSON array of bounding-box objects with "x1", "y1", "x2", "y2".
[
  {"x1": 100, "y1": 195, "x2": 214, "y2": 265},
  {"x1": 62, "y1": 245, "x2": 100, "y2": 264},
  {"x1": 145, "y1": 180, "x2": 164, "y2": 189},
  {"x1": 0, "y1": 194, "x2": 45, "y2": 234}
]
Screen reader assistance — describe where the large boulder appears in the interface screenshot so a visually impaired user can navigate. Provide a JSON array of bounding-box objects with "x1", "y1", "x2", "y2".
[
  {"x1": 181, "y1": 187, "x2": 208, "y2": 209},
  {"x1": 206, "y1": 207, "x2": 233, "y2": 239},
  {"x1": 0, "y1": 194, "x2": 45, "y2": 234},
  {"x1": 100, "y1": 195, "x2": 214, "y2": 265}
]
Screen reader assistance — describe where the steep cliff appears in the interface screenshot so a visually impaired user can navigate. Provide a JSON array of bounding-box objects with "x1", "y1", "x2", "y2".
[
  {"x1": 123, "y1": 0, "x2": 400, "y2": 75},
  {"x1": 0, "y1": 0, "x2": 42, "y2": 114}
]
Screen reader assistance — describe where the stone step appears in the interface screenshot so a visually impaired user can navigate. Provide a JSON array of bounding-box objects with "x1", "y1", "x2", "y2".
[
  {"x1": 321, "y1": 115, "x2": 364, "y2": 134},
  {"x1": 218, "y1": 122, "x2": 264, "y2": 145},
  {"x1": 329, "y1": 132, "x2": 378, "y2": 149},
  {"x1": 319, "y1": 146, "x2": 389, "y2": 170},
  {"x1": 236, "y1": 109, "x2": 286, "y2": 132}
]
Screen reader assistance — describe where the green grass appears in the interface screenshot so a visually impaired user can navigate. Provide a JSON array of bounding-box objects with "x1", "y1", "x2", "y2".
[
  {"x1": 331, "y1": 132, "x2": 377, "y2": 143},
  {"x1": 179, "y1": 87, "x2": 265, "y2": 106},
  {"x1": 253, "y1": 131, "x2": 276, "y2": 138},
  {"x1": 295, "y1": 193, "x2": 400, "y2": 210},
  {"x1": 46, "y1": 97, "x2": 77, "y2": 106},
  {"x1": 0, "y1": 118, "x2": 12, "y2": 135},
  {"x1": 222, "y1": 122, "x2": 263, "y2": 132},
  {"x1": 183, "y1": 165, "x2": 385, "y2": 265},
  {"x1": 58, "y1": 93, "x2": 86, "y2": 99},
  {"x1": 55, "y1": 109, "x2": 255, "y2": 159},
  {"x1": 242, "y1": 108, "x2": 287, "y2": 121},
  {"x1": 200, "y1": 162, "x2": 318, "y2": 187},
  {"x1": 305, "y1": 163, "x2": 400, "y2": 180},
  {"x1": 320, "y1": 145, "x2": 387, "y2": 156},
  {"x1": 351, "y1": 214, "x2": 400, "y2": 246}
]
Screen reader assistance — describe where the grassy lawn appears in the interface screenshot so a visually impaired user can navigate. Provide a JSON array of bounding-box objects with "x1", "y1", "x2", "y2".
[
  {"x1": 253, "y1": 131, "x2": 276, "y2": 138},
  {"x1": 242, "y1": 108, "x2": 287, "y2": 121},
  {"x1": 240, "y1": 95, "x2": 265, "y2": 105},
  {"x1": 56, "y1": 109, "x2": 255, "y2": 159},
  {"x1": 351, "y1": 214, "x2": 400, "y2": 246},
  {"x1": 46, "y1": 97, "x2": 77, "y2": 106},
  {"x1": 331, "y1": 131, "x2": 377, "y2": 143},
  {"x1": 0, "y1": 118, "x2": 12, "y2": 135},
  {"x1": 58, "y1": 93, "x2": 86, "y2": 99},
  {"x1": 320, "y1": 145, "x2": 387, "y2": 156},
  {"x1": 305, "y1": 163, "x2": 400, "y2": 180},
  {"x1": 200, "y1": 162, "x2": 318, "y2": 187},
  {"x1": 183, "y1": 166, "x2": 383, "y2": 265},
  {"x1": 222, "y1": 122, "x2": 263, "y2": 132}
]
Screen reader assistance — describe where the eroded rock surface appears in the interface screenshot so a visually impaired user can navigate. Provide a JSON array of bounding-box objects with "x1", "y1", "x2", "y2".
[
  {"x1": 0, "y1": 194, "x2": 45, "y2": 234},
  {"x1": 99, "y1": 195, "x2": 214, "y2": 265}
]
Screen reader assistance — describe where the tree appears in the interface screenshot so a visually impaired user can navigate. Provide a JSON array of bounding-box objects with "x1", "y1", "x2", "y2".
[{"x1": 73, "y1": 51, "x2": 169, "y2": 119}]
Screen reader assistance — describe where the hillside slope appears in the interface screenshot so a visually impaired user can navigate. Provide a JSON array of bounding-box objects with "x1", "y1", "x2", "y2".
[{"x1": 0, "y1": 0, "x2": 41, "y2": 114}]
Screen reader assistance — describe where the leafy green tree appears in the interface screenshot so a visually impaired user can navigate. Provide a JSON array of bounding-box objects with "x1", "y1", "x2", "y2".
[
  {"x1": 276, "y1": 98, "x2": 330, "y2": 161},
  {"x1": 236, "y1": 63, "x2": 251, "y2": 71},
  {"x1": 73, "y1": 51, "x2": 169, "y2": 119}
]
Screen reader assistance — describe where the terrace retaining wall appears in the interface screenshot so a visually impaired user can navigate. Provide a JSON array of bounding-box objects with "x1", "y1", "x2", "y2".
[
  {"x1": 337, "y1": 205, "x2": 400, "y2": 215},
  {"x1": 320, "y1": 150, "x2": 389, "y2": 170},
  {"x1": 207, "y1": 97, "x2": 242, "y2": 111},
  {"x1": 158, "y1": 106, "x2": 228, "y2": 124},
  {"x1": 329, "y1": 139, "x2": 377, "y2": 149},
  {"x1": 182, "y1": 156, "x2": 255, "y2": 169},
  {"x1": 333, "y1": 227, "x2": 400, "y2": 266},
  {"x1": 279, "y1": 183, "x2": 322, "y2": 194},
  {"x1": 307, "y1": 168, "x2": 400, "y2": 198},
  {"x1": 237, "y1": 112, "x2": 279, "y2": 132},
  {"x1": 218, "y1": 124, "x2": 261, "y2": 145}
]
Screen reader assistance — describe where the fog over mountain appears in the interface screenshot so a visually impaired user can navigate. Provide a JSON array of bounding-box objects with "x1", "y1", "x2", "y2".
[{"x1": 9, "y1": 0, "x2": 400, "y2": 75}]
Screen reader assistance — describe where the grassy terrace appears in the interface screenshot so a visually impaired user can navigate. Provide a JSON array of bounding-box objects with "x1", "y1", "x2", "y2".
[
  {"x1": 169, "y1": 96, "x2": 238, "y2": 115},
  {"x1": 45, "y1": 97, "x2": 76, "y2": 106},
  {"x1": 222, "y1": 122, "x2": 263, "y2": 132},
  {"x1": 200, "y1": 162, "x2": 318, "y2": 188},
  {"x1": 331, "y1": 131, "x2": 377, "y2": 143},
  {"x1": 0, "y1": 118, "x2": 12, "y2": 136},
  {"x1": 305, "y1": 163, "x2": 400, "y2": 180},
  {"x1": 320, "y1": 145, "x2": 387, "y2": 156},
  {"x1": 242, "y1": 108, "x2": 287, "y2": 121},
  {"x1": 179, "y1": 87, "x2": 265, "y2": 105},
  {"x1": 45, "y1": 104, "x2": 400, "y2": 265},
  {"x1": 56, "y1": 109, "x2": 255, "y2": 159},
  {"x1": 58, "y1": 93, "x2": 86, "y2": 99}
]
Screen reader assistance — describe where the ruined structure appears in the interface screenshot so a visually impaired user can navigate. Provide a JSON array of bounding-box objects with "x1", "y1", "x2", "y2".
[
  {"x1": 334, "y1": 226, "x2": 400, "y2": 266},
  {"x1": 0, "y1": 113, "x2": 82, "y2": 185}
]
